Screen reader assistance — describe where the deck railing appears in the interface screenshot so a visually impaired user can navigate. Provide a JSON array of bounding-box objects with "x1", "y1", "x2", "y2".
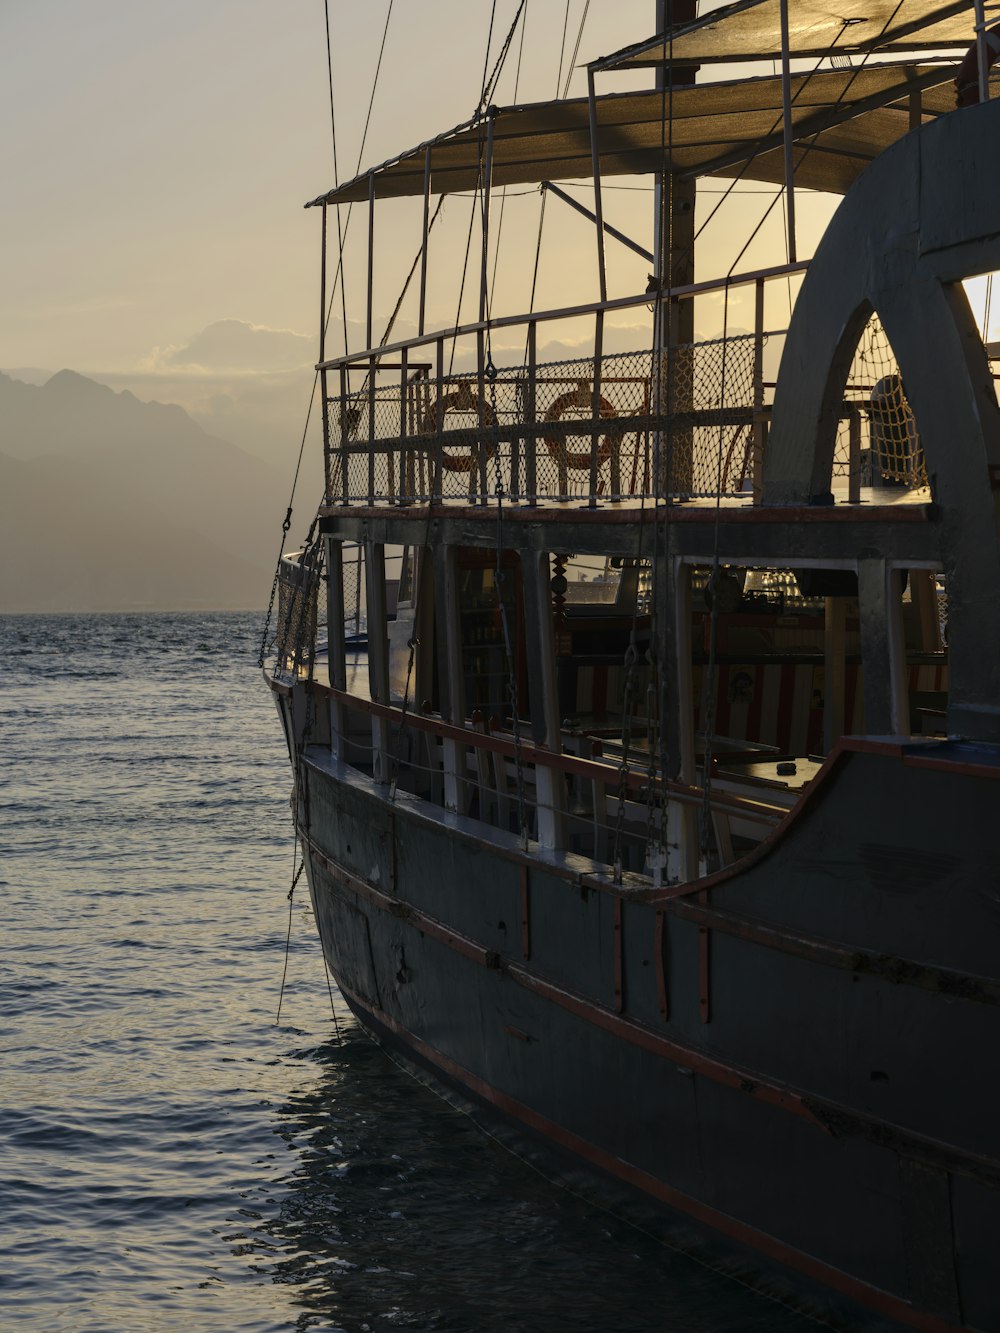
[
  {"x1": 324, "y1": 336, "x2": 769, "y2": 507},
  {"x1": 318, "y1": 262, "x2": 808, "y2": 509},
  {"x1": 317, "y1": 258, "x2": 933, "y2": 509}
]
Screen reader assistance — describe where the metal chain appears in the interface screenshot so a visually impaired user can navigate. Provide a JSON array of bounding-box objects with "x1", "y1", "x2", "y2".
[{"x1": 258, "y1": 507, "x2": 293, "y2": 668}]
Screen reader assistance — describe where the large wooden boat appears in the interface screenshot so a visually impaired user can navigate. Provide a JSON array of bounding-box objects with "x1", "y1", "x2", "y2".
[{"x1": 266, "y1": 4, "x2": 1000, "y2": 1327}]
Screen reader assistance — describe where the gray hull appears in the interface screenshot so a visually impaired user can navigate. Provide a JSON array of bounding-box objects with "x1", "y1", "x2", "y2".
[{"x1": 290, "y1": 728, "x2": 1000, "y2": 1333}]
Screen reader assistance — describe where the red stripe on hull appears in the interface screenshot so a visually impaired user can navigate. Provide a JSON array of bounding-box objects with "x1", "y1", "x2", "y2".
[{"x1": 331, "y1": 972, "x2": 965, "y2": 1333}]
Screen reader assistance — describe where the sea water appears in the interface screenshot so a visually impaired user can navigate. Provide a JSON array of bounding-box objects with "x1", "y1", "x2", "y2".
[{"x1": 0, "y1": 612, "x2": 823, "y2": 1332}]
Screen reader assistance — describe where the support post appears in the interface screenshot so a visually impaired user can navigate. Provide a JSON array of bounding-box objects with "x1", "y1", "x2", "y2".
[
  {"x1": 587, "y1": 68, "x2": 608, "y2": 306},
  {"x1": 660, "y1": 555, "x2": 697, "y2": 882},
  {"x1": 590, "y1": 310, "x2": 604, "y2": 507},
  {"x1": 654, "y1": 1, "x2": 697, "y2": 498},
  {"x1": 848, "y1": 408, "x2": 862, "y2": 504},
  {"x1": 365, "y1": 539, "x2": 392, "y2": 780},
  {"x1": 975, "y1": 0, "x2": 990, "y2": 105},
  {"x1": 433, "y1": 545, "x2": 467, "y2": 811},
  {"x1": 400, "y1": 347, "x2": 409, "y2": 502},
  {"x1": 858, "y1": 556, "x2": 908, "y2": 735},
  {"x1": 368, "y1": 353, "x2": 377, "y2": 504},
  {"x1": 823, "y1": 594, "x2": 847, "y2": 753},
  {"x1": 414, "y1": 547, "x2": 436, "y2": 711},
  {"x1": 419, "y1": 146, "x2": 432, "y2": 337},
  {"x1": 526, "y1": 322, "x2": 537, "y2": 505},
  {"x1": 752, "y1": 276, "x2": 765, "y2": 502},
  {"x1": 520, "y1": 550, "x2": 565, "y2": 849},
  {"x1": 366, "y1": 173, "x2": 375, "y2": 350},
  {"x1": 320, "y1": 206, "x2": 331, "y2": 485},
  {"x1": 779, "y1": 0, "x2": 797, "y2": 263},
  {"x1": 479, "y1": 110, "x2": 496, "y2": 325},
  {"x1": 325, "y1": 536, "x2": 347, "y2": 759},
  {"x1": 339, "y1": 363, "x2": 350, "y2": 504}
]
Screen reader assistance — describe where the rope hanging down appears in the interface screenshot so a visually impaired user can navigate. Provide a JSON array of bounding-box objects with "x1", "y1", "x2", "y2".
[{"x1": 261, "y1": 2, "x2": 396, "y2": 668}]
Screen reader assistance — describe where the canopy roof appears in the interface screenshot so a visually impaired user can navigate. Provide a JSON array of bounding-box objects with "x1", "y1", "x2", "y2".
[
  {"x1": 308, "y1": 64, "x2": 955, "y2": 207},
  {"x1": 592, "y1": 0, "x2": 975, "y2": 69}
]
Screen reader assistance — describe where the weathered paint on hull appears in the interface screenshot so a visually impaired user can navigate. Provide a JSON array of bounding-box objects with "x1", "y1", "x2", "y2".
[{"x1": 293, "y1": 739, "x2": 1000, "y2": 1333}]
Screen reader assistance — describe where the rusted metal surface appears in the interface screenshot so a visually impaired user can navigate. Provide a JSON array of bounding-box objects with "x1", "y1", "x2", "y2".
[
  {"x1": 669, "y1": 899, "x2": 1000, "y2": 1008},
  {"x1": 301, "y1": 829, "x2": 827, "y2": 1128}
]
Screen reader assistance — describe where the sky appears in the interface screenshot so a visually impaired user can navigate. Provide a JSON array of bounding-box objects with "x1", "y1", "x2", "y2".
[{"x1": 3, "y1": 0, "x2": 912, "y2": 484}]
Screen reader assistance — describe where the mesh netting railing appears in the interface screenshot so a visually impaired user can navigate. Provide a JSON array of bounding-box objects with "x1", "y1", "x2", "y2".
[
  {"x1": 836, "y1": 312, "x2": 927, "y2": 490},
  {"x1": 324, "y1": 335, "x2": 763, "y2": 506},
  {"x1": 275, "y1": 552, "x2": 319, "y2": 677}
]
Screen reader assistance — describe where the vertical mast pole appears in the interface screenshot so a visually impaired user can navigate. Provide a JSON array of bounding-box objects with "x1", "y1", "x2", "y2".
[
  {"x1": 779, "y1": 0, "x2": 797, "y2": 262},
  {"x1": 320, "y1": 204, "x2": 331, "y2": 485},
  {"x1": 587, "y1": 67, "x2": 607, "y2": 509},
  {"x1": 367, "y1": 173, "x2": 375, "y2": 350},
  {"x1": 320, "y1": 203, "x2": 328, "y2": 365},
  {"x1": 479, "y1": 109, "x2": 496, "y2": 326},
  {"x1": 656, "y1": 0, "x2": 699, "y2": 885},
  {"x1": 975, "y1": 0, "x2": 990, "y2": 104},
  {"x1": 658, "y1": 0, "x2": 696, "y2": 496},
  {"x1": 587, "y1": 68, "x2": 608, "y2": 306},
  {"x1": 419, "y1": 146, "x2": 432, "y2": 336}
]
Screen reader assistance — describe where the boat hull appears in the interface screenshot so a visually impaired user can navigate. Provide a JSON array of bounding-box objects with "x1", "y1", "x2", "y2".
[{"x1": 290, "y1": 734, "x2": 1000, "y2": 1333}]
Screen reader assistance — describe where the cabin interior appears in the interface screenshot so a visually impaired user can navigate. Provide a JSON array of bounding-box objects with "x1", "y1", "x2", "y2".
[{"x1": 277, "y1": 497, "x2": 950, "y2": 885}]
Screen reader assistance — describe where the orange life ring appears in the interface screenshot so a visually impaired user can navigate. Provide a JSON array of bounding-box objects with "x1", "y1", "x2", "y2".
[
  {"x1": 955, "y1": 25, "x2": 1000, "y2": 107},
  {"x1": 542, "y1": 379, "x2": 621, "y2": 472},
  {"x1": 421, "y1": 382, "x2": 497, "y2": 473}
]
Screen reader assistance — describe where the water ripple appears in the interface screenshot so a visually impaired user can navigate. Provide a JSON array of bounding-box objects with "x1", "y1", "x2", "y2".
[{"x1": 0, "y1": 613, "x2": 823, "y2": 1332}]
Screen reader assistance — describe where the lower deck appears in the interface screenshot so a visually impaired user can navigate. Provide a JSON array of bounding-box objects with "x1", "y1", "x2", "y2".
[{"x1": 277, "y1": 494, "x2": 948, "y2": 887}]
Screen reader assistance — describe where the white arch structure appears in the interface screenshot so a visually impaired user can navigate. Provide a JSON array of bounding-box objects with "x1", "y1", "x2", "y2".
[{"x1": 767, "y1": 98, "x2": 1000, "y2": 742}]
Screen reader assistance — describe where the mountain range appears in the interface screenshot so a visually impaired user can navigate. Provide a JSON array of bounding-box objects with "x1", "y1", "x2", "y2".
[{"x1": 0, "y1": 370, "x2": 318, "y2": 612}]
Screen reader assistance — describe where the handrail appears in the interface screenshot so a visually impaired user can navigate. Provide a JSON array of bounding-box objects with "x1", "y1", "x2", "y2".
[
  {"x1": 317, "y1": 259, "x2": 809, "y2": 371},
  {"x1": 314, "y1": 678, "x2": 789, "y2": 826}
]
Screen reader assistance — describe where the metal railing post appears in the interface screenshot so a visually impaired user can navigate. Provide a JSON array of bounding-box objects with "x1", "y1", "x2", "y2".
[
  {"x1": 526, "y1": 322, "x2": 537, "y2": 506},
  {"x1": 368, "y1": 354, "x2": 377, "y2": 504},
  {"x1": 419, "y1": 146, "x2": 432, "y2": 337},
  {"x1": 779, "y1": 0, "x2": 797, "y2": 263},
  {"x1": 752, "y1": 277, "x2": 765, "y2": 503},
  {"x1": 590, "y1": 309, "x2": 604, "y2": 507},
  {"x1": 400, "y1": 346, "x2": 410, "y2": 505},
  {"x1": 339, "y1": 363, "x2": 350, "y2": 503}
]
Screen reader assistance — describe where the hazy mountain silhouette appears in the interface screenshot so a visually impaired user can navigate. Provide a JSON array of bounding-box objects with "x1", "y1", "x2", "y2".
[{"x1": 0, "y1": 370, "x2": 311, "y2": 611}]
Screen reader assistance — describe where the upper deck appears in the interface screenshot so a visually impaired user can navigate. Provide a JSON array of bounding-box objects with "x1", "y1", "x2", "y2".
[
  {"x1": 316, "y1": 258, "x2": 942, "y2": 564},
  {"x1": 308, "y1": 8, "x2": 984, "y2": 528}
]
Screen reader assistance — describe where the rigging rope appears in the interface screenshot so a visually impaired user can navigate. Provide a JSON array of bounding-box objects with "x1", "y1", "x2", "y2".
[
  {"x1": 260, "y1": 2, "x2": 396, "y2": 666},
  {"x1": 555, "y1": 1, "x2": 572, "y2": 99},
  {"x1": 692, "y1": 2, "x2": 905, "y2": 252},
  {"x1": 477, "y1": 1, "x2": 500, "y2": 116},
  {"x1": 276, "y1": 859, "x2": 305, "y2": 1024},
  {"x1": 560, "y1": 0, "x2": 591, "y2": 99},
  {"x1": 480, "y1": 0, "x2": 528, "y2": 112},
  {"x1": 324, "y1": 0, "x2": 350, "y2": 357},
  {"x1": 489, "y1": 2, "x2": 530, "y2": 309}
]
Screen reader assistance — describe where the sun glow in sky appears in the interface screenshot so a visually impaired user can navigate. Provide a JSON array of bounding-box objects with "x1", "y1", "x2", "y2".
[{"x1": 1, "y1": 2, "x2": 828, "y2": 386}]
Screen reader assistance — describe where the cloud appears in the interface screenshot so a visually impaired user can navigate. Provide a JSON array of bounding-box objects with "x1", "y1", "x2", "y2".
[{"x1": 142, "y1": 319, "x2": 317, "y2": 373}]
